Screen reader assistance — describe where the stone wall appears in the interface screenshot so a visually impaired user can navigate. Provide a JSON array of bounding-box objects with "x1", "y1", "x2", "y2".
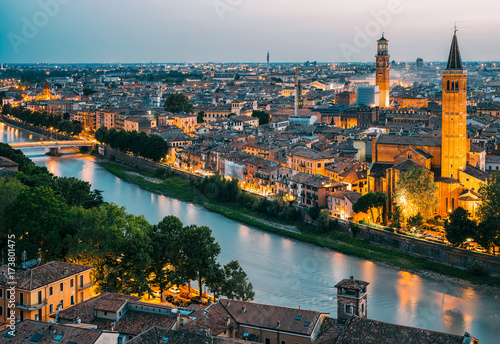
[
  {"x1": 1, "y1": 116, "x2": 74, "y2": 141},
  {"x1": 337, "y1": 219, "x2": 500, "y2": 275}
]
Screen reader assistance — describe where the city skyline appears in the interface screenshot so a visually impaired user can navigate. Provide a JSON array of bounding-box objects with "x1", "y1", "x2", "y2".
[{"x1": 1, "y1": 0, "x2": 500, "y2": 64}]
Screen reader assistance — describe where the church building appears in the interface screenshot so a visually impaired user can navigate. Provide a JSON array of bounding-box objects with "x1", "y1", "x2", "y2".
[{"x1": 368, "y1": 30, "x2": 489, "y2": 218}]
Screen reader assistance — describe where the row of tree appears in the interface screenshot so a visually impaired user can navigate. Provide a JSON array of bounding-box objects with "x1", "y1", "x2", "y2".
[
  {"x1": 95, "y1": 127, "x2": 167, "y2": 162},
  {"x1": 2, "y1": 105, "x2": 83, "y2": 136},
  {"x1": 1, "y1": 143, "x2": 254, "y2": 301}
]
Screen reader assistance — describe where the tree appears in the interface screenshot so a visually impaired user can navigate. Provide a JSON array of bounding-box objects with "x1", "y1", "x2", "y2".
[
  {"x1": 475, "y1": 216, "x2": 500, "y2": 253},
  {"x1": 445, "y1": 207, "x2": 477, "y2": 247},
  {"x1": 353, "y1": 192, "x2": 388, "y2": 224},
  {"x1": 220, "y1": 260, "x2": 255, "y2": 301},
  {"x1": 477, "y1": 172, "x2": 500, "y2": 222},
  {"x1": 164, "y1": 94, "x2": 194, "y2": 113},
  {"x1": 0, "y1": 178, "x2": 26, "y2": 234},
  {"x1": 394, "y1": 167, "x2": 438, "y2": 220},
  {"x1": 54, "y1": 176, "x2": 95, "y2": 207},
  {"x1": 316, "y1": 210, "x2": 335, "y2": 233},
  {"x1": 251, "y1": 110, "x2": 271, "y2": 125},
  {"x1": 95, "y1": 127, "x2": 108, "y2": 144},
  {"x1": 181, "y1": 225, "x2": 221, "y2": 297},
  {"x1": 149, "y1": 216, "x2": 186, "y2": 299},
  {"x1": 407, "y1": 213, "x2": 424, "y2": 230},
  {"x1": 308, "y1": 204, "x2": 321, "y2": 220}
]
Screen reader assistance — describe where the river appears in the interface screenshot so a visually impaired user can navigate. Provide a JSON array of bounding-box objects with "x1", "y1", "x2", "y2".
[{"x1": 1, "y1": 122, "x2": 499, "y2": 342}]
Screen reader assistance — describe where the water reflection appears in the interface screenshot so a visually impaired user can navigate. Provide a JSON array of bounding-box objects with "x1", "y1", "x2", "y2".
[{"x1": 2, "y1": 122, "x2": 499, "y2": 342}]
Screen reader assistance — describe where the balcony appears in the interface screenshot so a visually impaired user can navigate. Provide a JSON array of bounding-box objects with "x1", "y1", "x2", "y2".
[
  {"x1": 79, "y1": 282, "x2": 95, "y2": 290},
  {"x1": 16, "y1": 298, "x2": 47, "y2": 311}
]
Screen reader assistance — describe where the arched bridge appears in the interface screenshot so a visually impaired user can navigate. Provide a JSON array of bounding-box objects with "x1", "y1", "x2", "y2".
[
  {"x1": 9, "y1": 140, "x2": 95, "y2": 149},
  {"x1": 9, "y1": 140, "x2": 95, "y2": 155}
]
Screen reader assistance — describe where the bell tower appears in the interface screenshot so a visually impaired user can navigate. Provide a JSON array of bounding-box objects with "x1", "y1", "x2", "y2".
[
  {"x1": 376, "y1": 34, "x2": 390, "y2": 108},
  {"x1": 335, "y1": 276, "x2": 369, "y2": 325},
  {"x1": 441, "y1": 29, "x2": 467, "y2": 179},
  {"x1": 43, "y1": 80, "x2": 51, "y2": 101}
]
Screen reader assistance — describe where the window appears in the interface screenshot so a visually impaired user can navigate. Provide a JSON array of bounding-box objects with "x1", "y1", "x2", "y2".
[
  {"x1": 265, "y1": 338, "x2": 271, "y2": 344},
  {"x1": 49, "y1": 287, "x2": 53, "y2": 296},
  {"x1": 80, "y1": 275, "x2": 84, "y2": 287},
  {"x1": 0, "y1": 306, "x2": 3, "y2": 316},
  {"x1": 345, "y1": 305, "x2": 353, "y2": 314},
  {"x1": 0, "y1": 289, "x2": 2, "y2": 298},
  {"x1": 281, "y1": 341, "x2": 286, "y2": 344},
  {"x1": 70, "y1": 279, "x2": 74, "y2": 288},
  {"x1": 60, "y1": 300, "x2": 64, "y2": 309},
  {"x1": 49, "y1": 304, "x2": 54, "y2": 314},
  {"x1": 362, "y1": 303, "x2": 365, "y2": 314},
  {"x1": 70, "y1": 296, "x2": 74, "y2": 305},
  {"x1": 60, "y1": 282, "x2": 64, "y2": 292}
]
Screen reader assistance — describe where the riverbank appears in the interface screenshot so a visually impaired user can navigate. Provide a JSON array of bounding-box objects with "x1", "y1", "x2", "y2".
[{"x1": 97, "y1": 159, "x2": 500, "y2": 289}]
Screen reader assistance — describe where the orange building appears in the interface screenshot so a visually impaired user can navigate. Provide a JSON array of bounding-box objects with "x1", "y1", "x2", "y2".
[
  {"x1": 0, "y1": 261, "x2": 93, "y2": 324},
  {"x1": 368, "y1": 31, "x2": 488, "y2": 219},
  {"x1": 376, "y1": 34, "x2": 390, "y2": 108},
  {"x1": 287, "y1": 148, "x2": 337, "y2": 177},
  {"x1": 173, "y1": 114, "x2": 197, "y2": 135}
]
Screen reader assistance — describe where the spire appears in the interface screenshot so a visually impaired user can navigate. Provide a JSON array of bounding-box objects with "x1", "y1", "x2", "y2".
[
  {"x1": 446, "y1": 28, "x2": 463, "y2": 70},
  {"x1": 378, "y1": 32, "x2": 387, "y2": 41}
]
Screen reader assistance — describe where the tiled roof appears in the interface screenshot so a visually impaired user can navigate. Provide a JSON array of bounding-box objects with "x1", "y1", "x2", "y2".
[
  {"x1": 128, "y1": 327, "x2": 247, "y2": 344},
  {"x1": 334, "y1": 277, "x2": 369, "y2": 291},
  {"x1": 391, "y1": 159, "x2": 424, "y2": 172},
  {"x1": 92, "y1": 310, "x2": 176, "y2": 336},
  {"x1": 0, "y1": 320, "x2": 102, "y2": 344},
  {"x1": 57, "y1": 293, "x2": 140, "y2": 323},
  {"x1": 377, "y1": 135, "x2": 441, "y2": 147},
  {"x1": 463, "y1": 165, "x2": 489, "y2": 182},
  {"x1": 368, "y1": 162, "x2": 393, "y2": 178},
  {"x1": 0, "y1": 261, "x2": 92, "y2": 291},
  {"x1": 184, "y1": 302, "x2": 234, "y2": 336},
  {"x1": 339, "y1": 317, "x2": 465, "y2": 343},
  {"x1": 219, "y1": 299, "x2": 325, "y2": 336},
  {"x1": 313, "y1": 317, "x2": 341, "y2": 344},
  {"x1": 0, "y1": 157, "x2": 18, "y2": 168}
]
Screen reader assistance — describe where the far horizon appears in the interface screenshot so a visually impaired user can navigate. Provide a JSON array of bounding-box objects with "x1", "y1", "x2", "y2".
[{"x1": 1, "y1": 0, "x2": 500, "y2": 64}]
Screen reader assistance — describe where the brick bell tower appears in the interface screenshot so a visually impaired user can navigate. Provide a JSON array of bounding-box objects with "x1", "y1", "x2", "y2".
[
  {"x1": 376, "y1": 33, "x2": 390, "y2": 108},
  {"x1": 441, "y1": 28, "x2": 467, "y2": 179},
  {"x1": 335, "y1": 276, "x2": 369, "y2": 325}
]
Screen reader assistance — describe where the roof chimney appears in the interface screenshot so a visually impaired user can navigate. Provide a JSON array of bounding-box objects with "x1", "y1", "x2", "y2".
[
  {"x1": 350, "y1": 275, "x2": 354, "y2": 280},
  {"x1": 277, "y1": 321, "x2": 280, "y2": 328},
  {"x1": 242, "y1": 306, "x2": 246, "y2": 313}
]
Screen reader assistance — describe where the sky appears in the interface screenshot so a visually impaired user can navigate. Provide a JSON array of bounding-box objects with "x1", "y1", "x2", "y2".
[{"x1": 0, "y1": 0, "x2": 499, "y2": 64}]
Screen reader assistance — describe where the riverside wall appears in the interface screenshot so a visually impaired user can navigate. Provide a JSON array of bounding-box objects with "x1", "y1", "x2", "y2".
[{"x1": 336, "y1": 219, "x2": 500, "y2": 275}]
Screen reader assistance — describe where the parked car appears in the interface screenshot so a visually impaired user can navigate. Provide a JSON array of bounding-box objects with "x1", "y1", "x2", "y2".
[{"x1": 169, "y1": 286, "x2": 180, "y2": 294}]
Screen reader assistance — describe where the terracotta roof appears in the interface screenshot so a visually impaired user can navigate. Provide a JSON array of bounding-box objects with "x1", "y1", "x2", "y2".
[
  {"x1": 0, "y1": 261, "x2": 92, "y2": 291},
  {"x1": 0, "y1": 320, "x2": 102, "y2": 344},
  {"x1": 128, "y1": 327, "x2": 247, "y2": 344},
  {"x1": 462, "y1": 165, "x2": 489, "y2": 182},
  {"x1": 313, "y1": 317, "x2": 341, "y2": 344},
  {"x1": 0, "y1": 157, "x2": 18, "y2": 168},
  {"x1": 377, "y1": 135, "x2": 441, "y2": 147},
  {"x1": 368, "y1": 162, "x2": 393, "y2": 178},
  {"x1": 334, "y1": 277, "x2": 369, "y2": 291},
  {"x1": 184, "y1": 302, "x2": 234, "y2": 336},
  {"x1": 339, "y1": 317, "x2": 466, "y2": 343},
  {"x1": 57, "y1": 293, "x2": 140, "y2": 323},
  {"x1": 219, "y1": 299, "x2": 326, "y2": 336},
  {"x1": 92, "y1": 310, "x2": 176, "y2": 336},
  {"x1": 391, "y1": 159, "x2": 425, "y2": 172}
]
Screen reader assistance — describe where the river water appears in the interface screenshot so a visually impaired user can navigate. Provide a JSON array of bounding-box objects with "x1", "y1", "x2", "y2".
[{"x1": 1, "y1": 122, "x2": 499, "y2": 342}]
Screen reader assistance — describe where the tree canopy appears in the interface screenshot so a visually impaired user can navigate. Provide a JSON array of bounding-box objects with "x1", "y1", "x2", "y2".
[
  {"x1": 394, "y1": 167, "x2": 438, "y2": 220},
  {"x1": 353, "y1": 192, "x2": 388, "y2": 224},
  {"x1": 164, "y1": 93, "x2": 194, "y2": 113},
  {"x1": 251, "y1": 110, "x2": 271, "y2": 125},
  {"x1": 445, "y1": 207, "x2": 477, "y2": 247}
]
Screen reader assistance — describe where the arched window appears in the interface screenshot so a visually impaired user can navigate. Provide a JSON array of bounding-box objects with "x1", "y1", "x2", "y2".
[{"x1": 447, "y1": 80, "x2": 450, "y2": 91}]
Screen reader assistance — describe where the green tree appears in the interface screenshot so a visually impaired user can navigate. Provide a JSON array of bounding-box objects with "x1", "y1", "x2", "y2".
[
  {"x1": 54, "y1": 176, "x2": 94, "y2": 207},
  {"x1": 445, "y1": 207, "x2": 477, "y2": 247},
  {"x1": 477, "y1": 172, "x2": 500, "y2": 222},
  {"x1": 220, "y1": 260, "x2": 255, "y2": 301},
  {"x1": 316, "y1": 210, "x2": 335, "y2": 233},
  {"x1": 0, "y1": 178, "x2": 26, "y2": 234},
  {"x1": 475, "y1": 216, "x2": 500, "y2": 253},
  {"x1": 164, "y1": 94, "x2": 194, "y2": 113},
  {"x1": 394, "y1": 167, "x2": 438, "y2": 220},
  {"x1": 353, "y1": 192, "x2": 388, "y2": 224},
  {"x1": 181, "y1": 225, "x2": 221, "y2": 297},
  {"x1": 149, "y1": 216, "x2": 186, "y2": 299},
  {"x1": 308, "y1": 204, "x2": 321, "y2": 220},
  {"x1": 95, "y1": 127, "x2": 108, "y2": 144},
  {"x1": 251, "y1": 110, "x2": 271, "y2": 125},
  {"x1": 407, "y1": 213, "x2": 424, "y2": 230}
]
